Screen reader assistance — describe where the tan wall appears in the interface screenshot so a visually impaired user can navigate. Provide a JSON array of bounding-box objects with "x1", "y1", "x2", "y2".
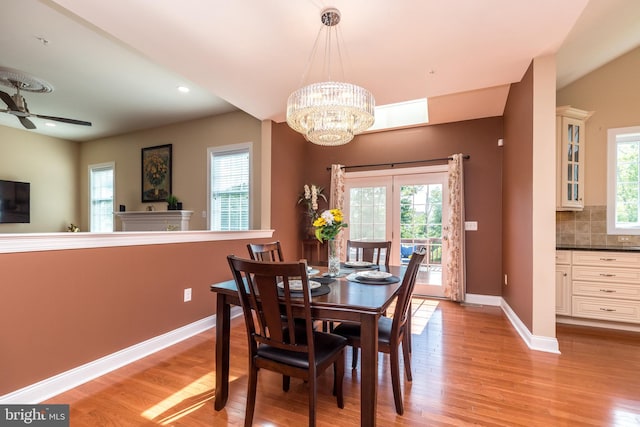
[
  {"x1": 79, "y1": 111, "x2": 262, "y2": 231},
  {"x1": 0, "y1": 126, "x2": 79, "y2": 232},
  {"x1": 557, "y1": 46, "x2": 640, "y2": 206}
]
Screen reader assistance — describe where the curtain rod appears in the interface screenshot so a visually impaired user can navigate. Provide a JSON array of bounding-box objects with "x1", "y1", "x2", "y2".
[{"x1": 325, "y1": 154, "x2": 470, "y2": 171}]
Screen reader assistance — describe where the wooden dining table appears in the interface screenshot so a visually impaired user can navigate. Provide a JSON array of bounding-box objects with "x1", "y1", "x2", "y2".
[{"x1": 209, "y1": 263, "x2": 407, "y2": 427}]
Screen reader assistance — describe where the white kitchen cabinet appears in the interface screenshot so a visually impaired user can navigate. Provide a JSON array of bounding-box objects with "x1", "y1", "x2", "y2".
[
  {"x1": 556, "y1": 106, "x2": 593, "y2": 211},
  {"x1": 570, "y1": 250, "x2": 640, "y2": 324},
  {"x1": 555, "y1": 250, "x2": 572, "y2": 315}
]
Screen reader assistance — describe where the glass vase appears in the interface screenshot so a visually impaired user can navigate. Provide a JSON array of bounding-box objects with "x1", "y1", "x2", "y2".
[{"x1": 327, "y1": 239, "x2": 340, "y2": 277}]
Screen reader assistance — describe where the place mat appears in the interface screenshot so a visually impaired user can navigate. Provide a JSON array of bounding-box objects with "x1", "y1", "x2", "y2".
[
  {"x1": 312, "y1": 277, "x2": 336, "y2": 285},
  {"x1": 277, "y1": 284, "x2": 331, "y2": 297},
  {"x1": 346, "y1": 273, "x2": 401, "y2": 285}
]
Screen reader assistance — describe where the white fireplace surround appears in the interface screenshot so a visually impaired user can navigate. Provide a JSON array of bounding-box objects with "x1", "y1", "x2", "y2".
[{"x1": 115, "y1": 210, "x2": 193, "y2": 231}]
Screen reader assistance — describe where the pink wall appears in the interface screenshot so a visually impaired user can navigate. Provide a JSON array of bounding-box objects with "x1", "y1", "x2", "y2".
[
  {"x1": 502, "y1": 62, "x2": 534, "y2": 329},
  {"x1": 0, "y1": 237, "x2": 273, "y2": 395},
  {"x1": 270, "y1": 117, "x2": 504, "y2": 296}
]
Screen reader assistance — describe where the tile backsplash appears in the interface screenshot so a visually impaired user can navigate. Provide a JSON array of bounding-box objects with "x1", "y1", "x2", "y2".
[{"x1": 556, "y1": 205, "x2": 640, "y2": 247}]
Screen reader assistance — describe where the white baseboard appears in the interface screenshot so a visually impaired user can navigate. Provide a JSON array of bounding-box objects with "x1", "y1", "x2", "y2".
[
  {"x1": 0, "y1": 313, "x2": 225, "y2": 404},
  {"x1": 557, "y1": 315, "x2": 640, "y2": 333},
  {"x1": 464, "y1": 293, "x2": 502, "y2": 306},
  {"x1": 464, "y1": 293, "x2": 559, "y2": 353},
  {"x1": 500, "y1": 299, "x2": 560, "y2": 354}
]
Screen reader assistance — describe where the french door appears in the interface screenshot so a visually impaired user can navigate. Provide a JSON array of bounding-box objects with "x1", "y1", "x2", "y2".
[{"x1": 345, "y1": 166, "x2": 448, "y2": 297}]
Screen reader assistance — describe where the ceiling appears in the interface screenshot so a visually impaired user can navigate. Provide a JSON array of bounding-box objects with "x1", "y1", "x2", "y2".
[{"x1": 1, "y1": 0, "x2": 639, "y2": 142}]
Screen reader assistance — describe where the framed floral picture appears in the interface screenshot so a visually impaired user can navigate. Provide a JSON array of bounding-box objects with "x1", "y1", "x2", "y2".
[{"x1": 141, "y1": 144, "x2": 172, "y2": 202}]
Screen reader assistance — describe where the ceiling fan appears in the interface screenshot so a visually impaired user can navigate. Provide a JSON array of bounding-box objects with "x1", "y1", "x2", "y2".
[{"x1": 0, "y1": 68, "x2": 91, "y2": 129}]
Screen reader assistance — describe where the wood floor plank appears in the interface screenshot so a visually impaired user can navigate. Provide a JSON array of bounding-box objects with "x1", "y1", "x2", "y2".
[{"x1": 44, "y1": 300, "x2": 640, "y2": 426}]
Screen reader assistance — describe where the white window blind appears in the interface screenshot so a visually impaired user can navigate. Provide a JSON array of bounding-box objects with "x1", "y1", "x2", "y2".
[
  {"x1": 89, "y1": 163, "x2": 114, "y2": 232},
  {"x1": 210, "y1": 146, "x2": 250, "y2": 231}
]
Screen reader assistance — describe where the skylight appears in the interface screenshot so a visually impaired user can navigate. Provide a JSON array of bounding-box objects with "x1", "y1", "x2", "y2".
[{"x1": 366, "y1": 98, "x2": 429, "y2": 132}]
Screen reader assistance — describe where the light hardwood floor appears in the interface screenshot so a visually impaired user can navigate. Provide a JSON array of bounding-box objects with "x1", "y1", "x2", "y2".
[{"x1": 45, "y1": 299, "x2": 640, "y2": 426}]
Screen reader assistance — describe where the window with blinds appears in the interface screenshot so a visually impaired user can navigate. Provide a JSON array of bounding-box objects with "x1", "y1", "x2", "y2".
[
  {"x1": 209, "y1": 144, "x2": 251, "y2": 231},
  {"x1": 89, "y1": 162, "x2": 115, "y2": 232}
]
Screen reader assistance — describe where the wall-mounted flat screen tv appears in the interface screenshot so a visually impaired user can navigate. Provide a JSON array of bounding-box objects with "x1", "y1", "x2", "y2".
[{"x1": 0, "y1": 179, "x2": 30, "y2": 223}]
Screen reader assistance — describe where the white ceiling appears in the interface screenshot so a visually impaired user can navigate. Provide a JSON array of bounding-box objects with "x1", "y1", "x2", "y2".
[{"x1": 1, "y1": 0, "x2": 639, "y2": 142}]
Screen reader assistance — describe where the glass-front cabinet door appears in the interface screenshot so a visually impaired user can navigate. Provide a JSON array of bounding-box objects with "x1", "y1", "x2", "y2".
[{"x1": 556, "y1": 106, "x2": 593, "y2": 211}]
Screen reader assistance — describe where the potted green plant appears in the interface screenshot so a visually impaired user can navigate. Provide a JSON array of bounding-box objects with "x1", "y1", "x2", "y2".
[{"x1": 166, "y1": 194, "x2": 179, "y2": 210}]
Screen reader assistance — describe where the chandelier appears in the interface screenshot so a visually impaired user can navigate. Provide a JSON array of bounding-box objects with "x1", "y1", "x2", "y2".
[{"x1": 286, "y1": 8, "x2": 375, "y2": 146}]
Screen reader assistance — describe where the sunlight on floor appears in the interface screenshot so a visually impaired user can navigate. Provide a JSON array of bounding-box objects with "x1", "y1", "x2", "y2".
[
  {"x1": 141, "y1": 373, "x2": 239, "y2": 425},
  {"x1": 387, "y1": 297, "x2": 439, "y2": 335},
  {"x1": 410, "y1": 298, "x2": 439, "y2": 335}
]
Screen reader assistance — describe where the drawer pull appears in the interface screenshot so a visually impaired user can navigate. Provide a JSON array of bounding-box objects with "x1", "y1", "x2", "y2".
[
  {"x1": 599, "y1": 273, "x2": 616, "y2": 277},
  {"x1": 599, "y1": 308, "x2": 616, "y2": 312},
  {"x1": 599, "y1": 289, "x2": 616, "y2": 293},
  {"x1": 599, "y1": 258, "x2": 617, "y2": 261}
]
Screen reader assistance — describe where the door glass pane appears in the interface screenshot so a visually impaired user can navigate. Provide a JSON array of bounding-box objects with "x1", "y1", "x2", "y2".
[
  {"x1": 574, "y1": 164, "x2": 579, "y2": 181},
  {"x1": 567, "y1": 143, "x2": 572, "y2": 161},
  {"x1": 575, "y1": 126, "x2": 580, "y2": 143},
  {"x1": 574, "y1": 184, "x2": 579, "y2": 201},
  {"x1": 400, "y1": 183, "x2": 442, "y2": 269},
  {"x1": 348, "y1": 186, "x2": 386, "y2": 240},
  {"x1": 575, "y1": 145, "x2": 579, "y2": 162},
  {"x1": 567, "y1": 164, "x2": 572, "y2": 181},
  {"x1": 568, "y1": 184, "x2": 572, "y2": 200}
]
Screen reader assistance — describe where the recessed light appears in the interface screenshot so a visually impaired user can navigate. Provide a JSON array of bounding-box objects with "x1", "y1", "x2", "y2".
[{"x1": 177, "y1": 85, "x2": 190, "y2": 93}]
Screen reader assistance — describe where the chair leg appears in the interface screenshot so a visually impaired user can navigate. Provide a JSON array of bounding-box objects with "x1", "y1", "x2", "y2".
[
  {"x1": 334, "y1": 354, "x2": 345, "y2": 408},
  {"x1": 308, "y1": 376, "x2": 317, "y2": 427},
  {"x1": 245, "y1": 365, "x2": 259, "y2": 427},
  {"x1": 389, "y1": 346, "x2": 404, "y2": 415},
  {"x1": 351, "y1": 346, "x2": 359, "y2": 369},
  {"x1": 283, "y1": 375, "x2": 290, "y2": 391},
  {"x1": 402, "y1": 334, "x2": 413, "y2": 382}
]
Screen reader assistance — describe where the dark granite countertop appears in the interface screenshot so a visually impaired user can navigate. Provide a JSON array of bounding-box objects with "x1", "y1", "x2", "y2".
[{"x1": 557, "y1": 245, "x2": 640, "y2": 252}]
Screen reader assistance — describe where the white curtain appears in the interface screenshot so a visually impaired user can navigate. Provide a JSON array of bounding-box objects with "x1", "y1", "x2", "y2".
[
  {"x1": 330, "y1": 164, "x2": 346, "y2": 259},
  {"x1": 445, "y1": 154, "x2": 466, "y2": 302}
]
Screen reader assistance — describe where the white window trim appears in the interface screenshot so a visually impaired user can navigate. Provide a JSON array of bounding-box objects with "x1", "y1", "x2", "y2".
[
  {"x1": 606, "y1": 126, "x2": 640, "y2": 235},
  {"x1": 207, "y1": 142, "x2": 253, "y2": 231},
  {"x1": 88, "y1": 161, "x2": 115, "y2": 232}
]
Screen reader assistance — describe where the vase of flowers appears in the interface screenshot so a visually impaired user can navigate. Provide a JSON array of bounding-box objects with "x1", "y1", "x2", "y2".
[
  {"x1": 313, "y1": 208, "x2": 348, "y2": 276},
  {"x1": 298, "y1": 184, "x2": 327, "y2": 237}
]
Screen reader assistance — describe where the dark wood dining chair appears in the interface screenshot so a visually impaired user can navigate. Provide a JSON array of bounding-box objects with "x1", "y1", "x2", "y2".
[
  {"x1": 346, "y1": 240, "x2": 392, "y2": 266},
  {"x1": 332, "y1": 246, "x2": 427, "y2": 415},
  {"x1": 247, "y1": 241, "x2": 284, "y2": 261},
  {"x1": 227, "y1": 255, "x2": 347, "y2": 427}
]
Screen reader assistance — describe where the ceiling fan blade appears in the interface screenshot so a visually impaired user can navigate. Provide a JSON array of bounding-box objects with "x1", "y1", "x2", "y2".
[
  {"x1": 0, "y1": 90, "x2": 19, "y2": 111},
  {"x1": 31, "y1": 114, "x2": 92, "y2": 127},
  {"x1": 18, "y1": 116, "x2": 36, "y2": 129},
  {"x1": 1, "y1": 106, "x2": 37, "y2": 129}
]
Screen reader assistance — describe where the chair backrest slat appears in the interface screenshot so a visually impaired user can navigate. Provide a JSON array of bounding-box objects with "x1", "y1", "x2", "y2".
[
  {"x1": 392, "y1": 246, "x2": 427, "y2": 336},
  {"x1": 228, "y1": 256, "x2": 313, "y2": 356},
  {"x1": 247, "y1": 241, "x2": 284, "y2": 262},
  {"x1": 346, "y1": 240, "x2": 392, "y2": 266}
]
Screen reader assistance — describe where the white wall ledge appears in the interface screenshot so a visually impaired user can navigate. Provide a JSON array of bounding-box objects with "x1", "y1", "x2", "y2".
[{"x1": 0, "y1": 229, "x2": 274, "y2": 254}]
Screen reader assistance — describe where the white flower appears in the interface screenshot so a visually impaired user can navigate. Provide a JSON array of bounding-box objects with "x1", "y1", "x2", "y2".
[
  {"x1": 321, "y1": 210, "x2": 335, "y2": 225},
  {"x1": 311, "y1": 185, "x2": 318, "y2": 210},
  {"x1": 304, "y1": 184, "x2": 310, "y2": 200}
]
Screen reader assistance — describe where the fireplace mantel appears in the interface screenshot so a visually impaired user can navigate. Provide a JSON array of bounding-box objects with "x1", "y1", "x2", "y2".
[{"x1": 115, "y1": 210, "x2": 193, "y2": 231}]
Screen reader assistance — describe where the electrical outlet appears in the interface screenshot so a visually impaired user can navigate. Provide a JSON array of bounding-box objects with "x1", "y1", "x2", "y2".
[
  {"x1": 618, "y1": 235, "x2": 631, "y2": 242},
  {"x1": 184, "y1": 288, "x2": 192, "y2": 302},
  {"x1": 504, "y1": 274, "x2": 508, "y2": 286}
]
